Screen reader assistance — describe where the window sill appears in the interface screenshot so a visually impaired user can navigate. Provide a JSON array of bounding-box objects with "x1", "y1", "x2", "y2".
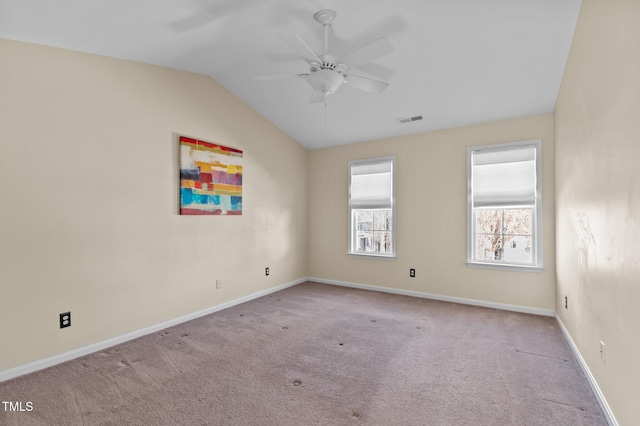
[
  {"x1": 466, "y1": 261, "x2": 544, "y2": 273},
  {"x1": 348, "y1": 252, "x2": 397, "y2": 260}
]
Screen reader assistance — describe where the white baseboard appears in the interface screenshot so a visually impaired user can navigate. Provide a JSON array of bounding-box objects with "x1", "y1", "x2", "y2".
[
  {"x1": 309, "y1": 277, "x2": 555, "y2": 317},
  {"x1": 555, "y1": 315, "x2": 618, "y2": 426},
  {"x1": 0, "y1": 278, "x2": 305, "y2": 383}
]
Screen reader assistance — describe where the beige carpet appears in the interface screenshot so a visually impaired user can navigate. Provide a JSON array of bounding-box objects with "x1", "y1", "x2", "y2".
[{"x1": 1, "y1": 282, "x2": 607, "y2": 425}]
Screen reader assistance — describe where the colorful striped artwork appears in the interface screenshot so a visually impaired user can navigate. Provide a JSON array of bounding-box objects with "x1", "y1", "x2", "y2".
[{"x1": 179, "y1": 136, "x2": 243, "y2": 215}]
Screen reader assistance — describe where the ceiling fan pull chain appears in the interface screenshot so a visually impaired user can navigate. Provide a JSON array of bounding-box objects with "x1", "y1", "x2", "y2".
[{"x1": 324, "y1": 96, "x2": 327, "y2": 132}]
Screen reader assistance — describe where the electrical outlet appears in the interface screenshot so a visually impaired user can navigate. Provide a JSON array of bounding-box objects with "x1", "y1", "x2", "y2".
[
  {"x1": 60, "y1": 312, "x2": 71, "y2": 329},
  {"x1": 409, "y1": 268, "x2": 416, "y2": 278},
  {"x1": 600, "y1": 341, "x2": 605, "y2": 363},
  {"x1": 565, "y1": 296, "x2": 568, "y2": 309},
  {"x1": 265, "y1": 267, "x2": 269, "y2": 276},
  {"x1": 216, "y1": 279, "x2": 222, "y2": 289}
]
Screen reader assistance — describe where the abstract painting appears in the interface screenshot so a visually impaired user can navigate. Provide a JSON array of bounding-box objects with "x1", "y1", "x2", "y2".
[{"x1": 179, "y1": 136, "x2": 243, "y2": 215}]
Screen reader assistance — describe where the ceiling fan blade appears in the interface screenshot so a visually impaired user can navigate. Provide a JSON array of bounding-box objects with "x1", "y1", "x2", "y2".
[
  {"x1": 277, "y1": 33, "x2": 322, "y2": 65},
  {"x1": 340, "y1": 38, "x2": 394, "y2": 70},
  {"x1": 310, "y1": 90, "x2": 326, "y2": 104},
  {"x1": 344, "y1": 74, "x2": 389, "y2": 94},
  {"x1": 254, "y1": 74, "x2": 308, "y2": 81}
]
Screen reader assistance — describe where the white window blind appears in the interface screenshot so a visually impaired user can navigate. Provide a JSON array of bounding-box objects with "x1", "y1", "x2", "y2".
[
  {"x1": 471, "y1": 145, "x2": 536, "y2": 207},
  {"x1": 350, "y1": 161, "x2": 393, "y2": 209}
]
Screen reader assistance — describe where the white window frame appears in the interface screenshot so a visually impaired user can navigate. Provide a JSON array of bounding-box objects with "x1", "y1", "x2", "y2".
[
  {"x1": 348, "y1": 156, "x2": 396, "y2": 258},
  {"x1": 466, "y1": 140, "x2": 543, "y2": 272}
]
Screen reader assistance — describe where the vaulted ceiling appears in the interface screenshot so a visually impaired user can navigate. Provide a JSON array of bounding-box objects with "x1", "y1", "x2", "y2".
[{"x1": 0, "y1": 0, "x2": 582, "y2": 149}]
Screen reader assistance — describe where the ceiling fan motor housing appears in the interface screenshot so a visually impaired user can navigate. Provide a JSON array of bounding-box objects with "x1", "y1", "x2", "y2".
[{"x1": 310, "y1": 55, "x2": 346, "y2": 73}]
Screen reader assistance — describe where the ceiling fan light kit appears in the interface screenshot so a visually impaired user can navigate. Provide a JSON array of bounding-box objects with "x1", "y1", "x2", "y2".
[
  {"x1": 256, "y1": 9, "x2": 394, "y2": 104},
  {"x1": 307, "y1": 69, "x2": 344, "y2": 97}
]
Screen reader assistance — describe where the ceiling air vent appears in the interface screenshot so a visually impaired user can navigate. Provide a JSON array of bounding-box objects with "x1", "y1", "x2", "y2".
[{"x1": 398, "y1": 115, "x2": 423, "y2": 124}]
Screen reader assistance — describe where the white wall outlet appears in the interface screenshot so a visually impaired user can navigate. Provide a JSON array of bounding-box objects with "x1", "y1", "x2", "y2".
[
  {"x1": 216, "y1": 279, "x2": 222, "y2": 289},
  {"x1": 599, "y1": 340, "x2": 605, "y2": 363}
]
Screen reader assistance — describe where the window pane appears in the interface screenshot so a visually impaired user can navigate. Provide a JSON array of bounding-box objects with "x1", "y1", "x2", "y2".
[
  {"x1": 373, "y1": 231, "x2": 393, "y2": 254},
  {"x1": 475, "y1": 234, "x2": 502, "y2": 261},
  {"x1": 503, "y1": 208, "x2": 532, "y2": 236},
  {"x1": 373, "y1": 209, "x2": 392, "y2": 231},
  {"x1": 475, "y1": 234, "x2": 503, "y2": 261},
  {"x1": 355, "y1": 231, "x2": 373, "y2": 252},
  {"x1": 356, "y1": 211, "x2": 373, "y2": 231},
  {"x1": 502, "y1": 235, "x2": 533, "y2": 263},
  {"x1": 475, "y1": 209, "x2": 502, "y2": 235},
  {"x1": 384, "y1": 210, "x2": 392, "y2": 230}
]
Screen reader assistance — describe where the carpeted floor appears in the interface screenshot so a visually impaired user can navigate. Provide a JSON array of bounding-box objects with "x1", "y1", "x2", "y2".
[{"x1": 1, "y1": 282, "x2": 607, "y2": 425}]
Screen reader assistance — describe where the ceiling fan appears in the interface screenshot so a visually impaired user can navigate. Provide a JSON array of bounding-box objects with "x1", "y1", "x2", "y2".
[{"x1": 256, "y1": 9, "x2": 395, "y2": 104}]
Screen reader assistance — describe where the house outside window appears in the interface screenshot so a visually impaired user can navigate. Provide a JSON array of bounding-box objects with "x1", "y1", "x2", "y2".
[
  {"x1": 349, "y1": 157, "x2": 395, "y2": 257},
  {"x1": 467, "y1": 140, "x2": 543, "y2": 271}
]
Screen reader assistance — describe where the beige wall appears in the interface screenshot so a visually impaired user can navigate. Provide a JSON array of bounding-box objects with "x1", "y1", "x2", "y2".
[
  {"x1": 0, "y1": 39, "x2": 307, "y2": 371},
  {"x1": 308, "y1": 114, "x2": 555, "y2": 311},
  {"x1": 554, "y1": 0, "x2": 640, "y2": 424}
]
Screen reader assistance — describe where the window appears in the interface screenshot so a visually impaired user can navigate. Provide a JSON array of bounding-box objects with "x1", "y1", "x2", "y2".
[
  {"x1": 349, "y1": 157, "x2": 395, "y2": 257},
  {"x1": 467, "y1": 140, "x2": 543, "y2": 270}
]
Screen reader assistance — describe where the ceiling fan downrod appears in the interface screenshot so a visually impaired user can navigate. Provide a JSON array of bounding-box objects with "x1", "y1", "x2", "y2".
[{"x1": 313, "y1": 9, "x2": 336, "y2": 55}]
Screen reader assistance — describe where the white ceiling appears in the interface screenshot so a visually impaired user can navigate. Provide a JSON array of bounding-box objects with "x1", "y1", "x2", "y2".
[{"x1": 0, "y1": 0, "x2": 581, "y2": 149}]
